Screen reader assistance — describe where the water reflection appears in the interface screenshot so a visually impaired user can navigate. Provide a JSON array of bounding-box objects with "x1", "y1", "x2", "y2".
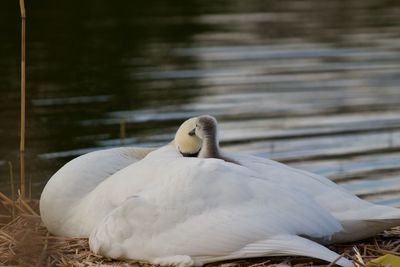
[{"x1": 1, "y1": 0, "x2": 400, "y2": 204}]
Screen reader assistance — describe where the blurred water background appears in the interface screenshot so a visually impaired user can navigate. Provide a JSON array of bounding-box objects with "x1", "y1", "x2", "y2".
[{"x1": 1, "y1": 0, "x2": 400, "y2": 205}]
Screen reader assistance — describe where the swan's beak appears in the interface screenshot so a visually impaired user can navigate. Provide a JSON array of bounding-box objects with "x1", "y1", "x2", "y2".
[{"x1": 188, "y1": 128, "x2": 196, "y2": 136}]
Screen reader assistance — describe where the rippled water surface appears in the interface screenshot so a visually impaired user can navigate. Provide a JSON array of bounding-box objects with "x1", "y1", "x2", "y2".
[{"x1": 1, "y1": 0, "x2": 400, "y2": 204}]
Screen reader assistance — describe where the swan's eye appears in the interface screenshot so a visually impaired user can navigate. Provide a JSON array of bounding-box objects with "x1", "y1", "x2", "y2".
[{"x1": 188, "y1": 128, "x2": 196, "y2": 136}]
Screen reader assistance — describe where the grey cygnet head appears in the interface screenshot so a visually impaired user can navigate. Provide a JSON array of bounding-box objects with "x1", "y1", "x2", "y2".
[
  {"x1": 194, "y1": 115, "x2": 219, "y2": 141},
  {"x1": 192, "y1": 115, "x2": 240, "y2": 165}
]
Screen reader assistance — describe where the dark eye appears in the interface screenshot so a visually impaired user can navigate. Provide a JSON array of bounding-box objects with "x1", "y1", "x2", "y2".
[{"x1": 188, "y1": 128, "x2": 196, "y2": 136}]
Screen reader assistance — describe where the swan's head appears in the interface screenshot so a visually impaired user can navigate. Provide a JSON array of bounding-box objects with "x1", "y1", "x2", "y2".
[
  {"x1": 194, "y1": 115, "x2": 218, "y2": 140},
  {"x1": 174, "y1": 117, "x2": 202, "y2": 157}
]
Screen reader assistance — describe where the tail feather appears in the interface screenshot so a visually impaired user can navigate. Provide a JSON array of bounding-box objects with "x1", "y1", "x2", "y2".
[
  {"x1": 331, "y1": 205, "x2": 400, "y2": 243},
  {"x1": 330, "y1": 218, "x2": 400, "y2": 244}
]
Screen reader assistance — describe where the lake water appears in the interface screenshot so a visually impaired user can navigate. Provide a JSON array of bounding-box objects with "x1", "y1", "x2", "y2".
[{"x1": 1, "y1": 0, "x2": 400, "y2": 205}]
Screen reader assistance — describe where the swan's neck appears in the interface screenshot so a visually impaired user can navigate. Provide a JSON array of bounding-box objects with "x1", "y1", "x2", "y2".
[
  {"x1": 199, "y1": 133, "x2": 221, "y2": 158},
  {"x1": 198, "y1": 130, "x2": 240, "y2": 165}
]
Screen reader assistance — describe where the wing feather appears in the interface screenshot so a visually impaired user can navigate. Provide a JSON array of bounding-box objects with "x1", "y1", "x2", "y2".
[{"x1": 195, "y1": 235, "x2": 353, "y2": 267}]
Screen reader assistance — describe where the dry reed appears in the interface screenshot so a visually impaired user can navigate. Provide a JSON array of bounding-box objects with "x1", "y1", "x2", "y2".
[
  {"x1": 8, "y1": 162, "x2": 15, "y2": 219},
  {"x1": 19, "y1": 0, "x2": 26, "y2": 199},
  {"x1": 120, "y1": 119, "x2": 127, "y2": 145}
]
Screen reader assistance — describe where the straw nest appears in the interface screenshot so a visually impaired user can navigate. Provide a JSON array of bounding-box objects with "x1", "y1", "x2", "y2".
[{"x1": 0, "y1": 194, "x2": 399, "y2": 267}]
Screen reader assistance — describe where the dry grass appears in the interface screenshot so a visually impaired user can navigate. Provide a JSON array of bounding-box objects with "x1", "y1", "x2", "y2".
[
  {"x1": 0, "y1": 194, "x2": 399, "y2": 267},
  {"x1": 0, "y1": 194, "x2": 153, "y2": 267},
  {"x1": 0, "y1": 214, "x2": 156, "y2": 267}
]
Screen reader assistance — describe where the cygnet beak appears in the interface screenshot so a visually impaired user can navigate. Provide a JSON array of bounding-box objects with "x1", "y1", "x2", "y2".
[{"x1": 188, "y1": 128, "x2": 196, "y2": 136}]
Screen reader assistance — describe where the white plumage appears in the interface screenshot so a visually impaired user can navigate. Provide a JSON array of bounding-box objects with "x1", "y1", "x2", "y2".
[
  {"x1": 40, "y1": 146, "x2": 156, "y2": 236},
  {"x1": 89, "y1": 145, "x2": 353, "y2": 267}
]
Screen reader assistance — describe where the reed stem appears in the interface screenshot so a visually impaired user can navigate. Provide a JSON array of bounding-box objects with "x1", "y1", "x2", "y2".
[
  {"x1": 19, "y1": 0, "x2": 26, "y2": 199},
  {"x1": 8, "y1": 162, "x2": 15, "y2": 219},
  {"x1": 120, "y1": 119, "x2": 126, "y2": 145},
  {"x1": 28, "y1": 175, "x2": 32, "y2": 201}
]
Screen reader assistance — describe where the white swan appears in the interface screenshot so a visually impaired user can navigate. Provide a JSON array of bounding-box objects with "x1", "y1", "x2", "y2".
[
  {"x1": 88, "y1": 144, "x2": 353, "y2": 267},
  {"x1": 40, "y1": 118, "x2": 201, "y2": 237},
  {"x1": 41, "y1": 115, "x2": 398, "y2": 267},
  {"x1": 42, "y1": 117, "x2": 353, "y2": 266},
  {"x1": 188, "y1": 115, "x2": 400, "y2": 243}
]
